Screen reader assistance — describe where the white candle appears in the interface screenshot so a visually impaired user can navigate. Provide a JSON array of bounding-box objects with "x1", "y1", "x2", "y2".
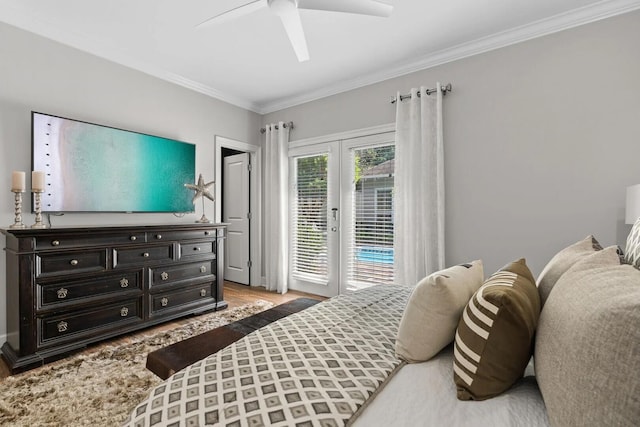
[
  {"x1": 11, "y1": 171, "x2": 25, "y2": 192},
  {"x1": 32, "y1": 171, "x2": 45, "y2": 192}
]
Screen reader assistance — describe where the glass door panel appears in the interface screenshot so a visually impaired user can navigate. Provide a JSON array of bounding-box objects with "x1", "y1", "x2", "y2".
[
  {"x1": 289, "y1": 143, "x2": 339, "y2": 297},
  {"x1": 291, "y1": 154, "x2": 328, "y2": 280},
  {"x1": 341, "y1": 137, "x2": 395, "y2": 293}
]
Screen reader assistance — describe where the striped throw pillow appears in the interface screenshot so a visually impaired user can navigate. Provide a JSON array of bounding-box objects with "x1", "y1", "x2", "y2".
[
  {"x1": 453, "y1": 258, "x2": 541, "y2": 401},
  {"x1": 624, "y1": 217, "x2": 640, "y2": 268}
]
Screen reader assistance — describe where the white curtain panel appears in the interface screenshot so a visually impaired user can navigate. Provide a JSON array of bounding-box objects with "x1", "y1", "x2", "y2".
[
  {"x1": 394, "y1": 84, "x2": 445, "y2": 286},
  {"x1": 264, "y1": 122, "x2": 290, "y2": 293}
]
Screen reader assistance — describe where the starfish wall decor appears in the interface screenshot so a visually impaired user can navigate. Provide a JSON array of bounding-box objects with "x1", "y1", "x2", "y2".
[{"x1": 185, "y1": 174, "x2": 215, "y2": 223}]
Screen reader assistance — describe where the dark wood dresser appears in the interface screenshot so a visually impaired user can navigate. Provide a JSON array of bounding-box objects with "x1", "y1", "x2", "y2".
[{"x1": 1, "y1": 223, "x2": 226, "y2": 373}]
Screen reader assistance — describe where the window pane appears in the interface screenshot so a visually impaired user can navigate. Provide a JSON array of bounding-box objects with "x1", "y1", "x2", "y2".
[
  {"x1": 348, "y1": 145, "x2": 395, "y2": 289},
  {"x1": 291, "y1": 154, "x2": 328, "y2": 280}
]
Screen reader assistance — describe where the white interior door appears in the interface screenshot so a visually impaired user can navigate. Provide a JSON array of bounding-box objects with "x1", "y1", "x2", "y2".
[{"x1": 223, "y1": 152, "x2": 250, "y2": 284}]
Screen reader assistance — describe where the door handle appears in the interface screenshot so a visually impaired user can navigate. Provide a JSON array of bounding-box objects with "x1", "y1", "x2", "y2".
[{"x1": 331, "y1": 208, "x2": 338, "y2": 221}]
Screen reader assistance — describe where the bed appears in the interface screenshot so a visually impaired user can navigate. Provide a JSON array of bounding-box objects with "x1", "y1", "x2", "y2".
[
  {"x1": 124, "y1": 232, "x2": 640, "y2": 427},
  {"x1": 123, "y1": 285, "x2": 548, "y2": 427}
]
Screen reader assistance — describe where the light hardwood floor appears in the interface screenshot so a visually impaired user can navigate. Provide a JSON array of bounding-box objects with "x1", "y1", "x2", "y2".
[
  {"x1": 223, "y1": 281, "x2": 324, "y2": 307},
  {"x1": 0, "y1": 282, "x2": 325, "y2": 379}
]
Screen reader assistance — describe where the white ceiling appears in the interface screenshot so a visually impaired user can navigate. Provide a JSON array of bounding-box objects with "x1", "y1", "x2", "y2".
[{"x1": 1, "y1": 0, "x2": 639, "y2": 114}]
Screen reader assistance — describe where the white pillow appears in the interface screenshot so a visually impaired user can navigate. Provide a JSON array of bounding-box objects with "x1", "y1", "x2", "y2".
[{"x1": 395, "y1": 260, "x2": 484, "y2": 363}]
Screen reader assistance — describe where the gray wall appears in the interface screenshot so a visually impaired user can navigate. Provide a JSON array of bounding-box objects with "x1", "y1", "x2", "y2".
[
  {"x1": 264, "y1": 10, "x2": 640, "y2": 279},
  {"x1": 0, "y1": 22, "x2": 261, "y2": 341}
]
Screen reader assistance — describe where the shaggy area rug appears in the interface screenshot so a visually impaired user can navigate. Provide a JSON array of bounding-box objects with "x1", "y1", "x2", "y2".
[{"x1": 0, "y1": 300, "x2": 274, "y2": 427}]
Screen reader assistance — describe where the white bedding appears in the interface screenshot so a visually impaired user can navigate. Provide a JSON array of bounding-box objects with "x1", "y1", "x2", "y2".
[{"x1": 353, "y1": 347, "x2": 550, "y2": 427}]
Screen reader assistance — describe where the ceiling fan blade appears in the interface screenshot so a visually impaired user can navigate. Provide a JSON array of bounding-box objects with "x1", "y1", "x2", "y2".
[
  {"x1": 277, "y1": 6, "x2": 309, "y2": 62},
  {"x1": 296, "y1": 0, "x2": 393, "y2": 17},
  {"x1": 196, "y1": 0, "x2": 267, "y2": 28}
]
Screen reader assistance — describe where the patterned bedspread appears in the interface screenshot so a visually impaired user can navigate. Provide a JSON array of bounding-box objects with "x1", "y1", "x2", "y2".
[{"x1": 124, "y1": 285, "x2": 411, "y2": 427}]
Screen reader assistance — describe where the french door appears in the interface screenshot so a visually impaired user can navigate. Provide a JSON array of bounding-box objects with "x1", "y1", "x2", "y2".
[{"x1": 289, "y1": 132, "x2": 395, "y2": 297}]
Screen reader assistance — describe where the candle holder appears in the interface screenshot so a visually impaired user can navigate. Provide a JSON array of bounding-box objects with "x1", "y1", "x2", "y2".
[
  {"x1": 196, "y1": 193, "x2": 211, "y2": 224},
  {"x1": 10, "y1": 190, "x2": 27, "y2": 229},
  {"x1": 31, "y1": 190, "x2": 48, "y2": 229}
]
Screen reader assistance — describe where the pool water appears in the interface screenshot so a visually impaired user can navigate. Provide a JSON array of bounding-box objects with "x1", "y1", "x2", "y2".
[{"x1": 356, "y1": 246, "x2": 394, "y2": 264}]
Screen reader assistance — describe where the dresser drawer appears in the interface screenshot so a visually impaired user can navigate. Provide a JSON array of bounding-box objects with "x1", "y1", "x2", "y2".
[
  {"x1": 150, "y1": 229, "x2": 219, "y2": 242},
  {"x1": 36, "y1": 249, "x2": 108, "y2": 278},
  {"x1": 39, "y1": 298, "x2": 142, "y2": 345},
  {"x1": 38, "y1": 271, "x2": 142, "y2": 310},
  {"x1": 150, "y1": 284, "x2": 214, "y2": 315},
  {"x1": 179, "y1": 240, "x2": 215, "y2": 260},
  {"x1": 150, "y1": 260, "x2": 216, "y2": 289},
  {"x1": 35, "y1": 232, "x2": 146, "y2": 250},
  {"x1": 113, "y1": 244, "x2": 174, "y2": 268}
]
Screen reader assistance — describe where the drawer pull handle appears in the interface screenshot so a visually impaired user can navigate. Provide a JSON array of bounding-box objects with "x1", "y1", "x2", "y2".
[
  {"x1": 161, "y1": 272, "x2": 169, "y2": 281},
  {"x1": 120, "y1": 307, "x2": 129, "y2": 317},
  {"x1": 200, "y1": 289, "x2": 207, "y2": 297},
  {"x1": 57, "y1": 288, "x2": 68, "y2": 299},
  {"x1": 156, "y1": 234, "x2": 162, "y2": 240},
  {"x1": 57, "y1": 321, "x2": 68, "y2": 333},
  {"x1": 120, "y1": 278, "x2": 129, "y2": 288},
  {"x1": 204, "y1": 231, "x2": 211, "y2": 236},
  {"x1": 51, "y1": 240, "x2": 60, "y2": 246},
  {"x1": 70, "y1": 259, "x2": 79, "y2": 266},
  {"x1": 161, "y1": 297, "x2": 169, "y2": 307},
  {"x1": 200, "y1": 265, "x2": 207, "y2": 273},
  {"x1": 142, "y1": 252, "x2": 150, "y2": 258},
  {"x1": 194, "y1": 247, "x2": 201, "y2": 251},
  {"x1": 130, "y1": 236, "x2": 137, "y2": 241}
]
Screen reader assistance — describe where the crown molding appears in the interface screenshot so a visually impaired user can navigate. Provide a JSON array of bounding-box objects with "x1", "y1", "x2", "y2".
[
  {"x1": 257, "y1": 0, "x2": 640, "y2": 114},
  {"x1": 159, "y1": 72, "x2": 261, "y2": 112}
]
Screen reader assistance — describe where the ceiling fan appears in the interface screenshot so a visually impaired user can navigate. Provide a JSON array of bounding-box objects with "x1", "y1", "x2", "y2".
[{"x1": 197, "y1": 0, "x2": 393, "y2": 62}]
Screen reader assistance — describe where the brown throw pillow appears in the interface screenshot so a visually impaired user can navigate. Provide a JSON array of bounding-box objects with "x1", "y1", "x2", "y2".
[
  {"x1": 537, "y1": 235, "x2": 602, "y2": 307},
  {"x1": 453, "y1": 258, "x2": 540, "y2": 401},
  {"x1": 395, "y1": 260, "x2": 484, "y2": 363},
  {"x1": 535, "y1": 247, "x2": 639, "y2": 426}
]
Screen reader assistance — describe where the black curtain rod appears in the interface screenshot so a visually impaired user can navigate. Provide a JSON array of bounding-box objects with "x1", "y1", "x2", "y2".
[
  {"x1": 260, "y1": 121, "x2": 294, "y2": 134},
  {"x1": 390, "y1": 83, "x2": 452, "y2": 104}
]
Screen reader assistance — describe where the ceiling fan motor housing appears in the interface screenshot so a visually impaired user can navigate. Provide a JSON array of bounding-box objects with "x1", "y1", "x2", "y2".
[
  {"x1": 268, "y1": 0, "x2": 297, "y2": 17},
  {"x1": 199, "y1": 0, "x2": 393, "y2": 62}
]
